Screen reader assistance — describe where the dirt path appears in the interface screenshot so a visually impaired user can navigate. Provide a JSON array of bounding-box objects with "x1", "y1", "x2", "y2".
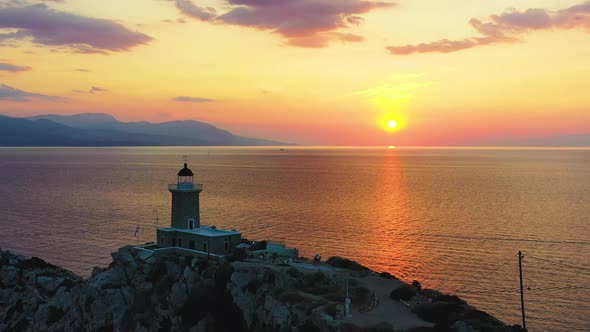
[{"x1": 348, "y1": 275, "x2": 433, "y2": 331}]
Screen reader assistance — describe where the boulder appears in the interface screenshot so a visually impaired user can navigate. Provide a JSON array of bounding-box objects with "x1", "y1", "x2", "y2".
[
  {"x1": 452, "y1": 320, "x2": 477, "y2": 332},
  {"x1": 90, "y1": 269, "x2": 122, "y2": 290},
  {"x1": 91, "y1": 266, "x2": 107, "y2": 277},
  {"x1": 170, "y1": 281, "x2": 188, "y2": 312},
  {"x1": 37, "y1": 276, "x2": 63, "y2": 294},
  {"x1": 137, "y1": 250, "x2": 154, "y2": 264},
  {"x1": 51, "y1": 286, "x2": 74, "y2": 310},
  {"x1": 0, "y1": 266, "x2": 20, "y2": 286},
  {"x1": 116, "y1": 246, "x2": 135, "y2": 264}
]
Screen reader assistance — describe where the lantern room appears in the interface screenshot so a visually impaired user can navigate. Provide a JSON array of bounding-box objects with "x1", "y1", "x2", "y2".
[{"x1": 177, "y1": 163, "x2": 194, "y2": 187}]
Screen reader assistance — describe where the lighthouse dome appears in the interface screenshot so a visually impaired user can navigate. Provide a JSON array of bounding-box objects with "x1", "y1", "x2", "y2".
[{"x1": 178, "y1": 163, "x2": 194, "y2": 176}]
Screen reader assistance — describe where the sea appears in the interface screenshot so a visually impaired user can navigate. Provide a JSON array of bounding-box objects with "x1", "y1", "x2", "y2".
[{"x1": 0, "y1": 147, "x2": 588, "y2": 331}]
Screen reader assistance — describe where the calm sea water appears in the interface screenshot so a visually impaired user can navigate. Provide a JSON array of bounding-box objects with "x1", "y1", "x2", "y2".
[{"x1": 0, "y1": 147, "x2": 588, "y2": 331}]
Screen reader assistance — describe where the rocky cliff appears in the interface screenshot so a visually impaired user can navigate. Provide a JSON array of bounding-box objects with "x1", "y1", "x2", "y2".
[{"x1": 0, "y1": 245, "x2": 521, "y2": 332}]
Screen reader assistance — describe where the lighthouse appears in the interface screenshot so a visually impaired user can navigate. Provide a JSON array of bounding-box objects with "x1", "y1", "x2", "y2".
[
  {"x1": 168, "y1": 162, "x2": 202, "y2": 230},
  {"x1": 155, "y1": 161, "x2": 241, "y2": 258}
]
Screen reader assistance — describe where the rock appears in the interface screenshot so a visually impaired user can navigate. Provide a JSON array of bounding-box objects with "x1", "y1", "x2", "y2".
[
  {"x1": 165, "y1": 260, "x2": 181, "y2": 278},
  {"x1": 91, "y1": 266, "x2": 106, "y2": 277},
  {"x1": 37, "y1": 276, "x2": 63, "y2": 294},
  {"x1": 452, "y1": 320, "x2": 477, "y2": 332},
  {"x1": 0, "y1": 266, "x2": 20, "y2": 286},
  {"x1": 24, "y1": 271, "x2": 37, "y2": 283},
  {"x1": 90, "y1": 269, "x2": 121, "y2": 290},
  {"x1": 137, "y1": 250, "x2": 153, "y2": 263},
  {"x1": 190, "y1": 318, "x2": 208, "y2": 332},
  {"x1": 51, "y1": 286, "x2": 73, "y2": 310},
  {"x1": 183, "y1": 266, "x2": 192, "y2": 281},
  {"x1": 116, "y1": 246, "x2": 135, "y2": 264},
  {"x1": 170, "y1": 281, "x2": 188, "y2": 312},
  {"x1": 0, "y1": 246, "x2": 513, "y2": 332}
]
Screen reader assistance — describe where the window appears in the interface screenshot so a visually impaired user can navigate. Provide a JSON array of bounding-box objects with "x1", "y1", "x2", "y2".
[
  {"x1": 203, "y1": 243, "x2": 207, "y2": 252},
  {"x1": 178, "y1": 239, "x2": 182, "y2": 247},
  {"x1": 189, "y1": 240, "x2": 195, "y2": 250},
  {"x1": 188, "y1": 219, "x2": 195, "y2": 230},
  {"x1": 224, "y1": 240, "x2": 229, "y2": 251}
]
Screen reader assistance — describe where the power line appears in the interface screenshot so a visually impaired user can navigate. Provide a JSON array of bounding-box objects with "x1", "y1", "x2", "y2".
[
  {"x1": 451, "y1": 253, "x2": 518, "y2": 295},
  {"x1": 527, "y1": 255, "x2": 590, "y2": 272}
]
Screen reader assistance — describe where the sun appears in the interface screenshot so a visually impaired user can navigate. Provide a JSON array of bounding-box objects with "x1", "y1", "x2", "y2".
[{"x1": 387, "y1": 119, "x2": 398, "y2": 129}]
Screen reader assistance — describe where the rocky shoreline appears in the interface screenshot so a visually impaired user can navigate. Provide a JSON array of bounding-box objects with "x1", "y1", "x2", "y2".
[{"x1": 0, "y1": 245, "x2": 522, "y2": 331}]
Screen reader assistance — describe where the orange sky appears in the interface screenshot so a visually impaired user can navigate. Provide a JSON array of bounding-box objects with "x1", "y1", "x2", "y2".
[{"x1": 0, "y1": 0, "x2": 589, "y2": 145}]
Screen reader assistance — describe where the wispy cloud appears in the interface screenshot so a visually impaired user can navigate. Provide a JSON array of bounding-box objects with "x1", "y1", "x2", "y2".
[
  {"x1": 355, "y1": 73, "x2": 434, "y2": 108},
  {"x1": 174, "y1": 0, "x2": 394, "y2": 48},
  {"x1": 0, "y1": 3, "x2": 152, "y2": 54},
  {"x1": 74, "y1": 68, "x2": 90, "y2": 72},
  {"x1": 0, "y1": 62, "x2": 31, "y2": 72},
  {"x1": 0, "y1": 83, "x2": 63, "y2": 102},
  {"x1": 175, "y1": 0, "x2": 216, "y2": 21},
  {"x1": 72, "y1": 86, "x2": 106, "y2": 93},
  {"x1": 174, "y1": 96, "x2": 214, "y2": 103},
  {"x1": 387, "y1": 1, "x2": 590, "y2": 55}
]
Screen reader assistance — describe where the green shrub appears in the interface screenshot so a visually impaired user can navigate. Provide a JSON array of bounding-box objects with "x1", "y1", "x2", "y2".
[
  {"x1": 297, "y1": 320, "x2": 322, "y2": 332},
  {"x1": 323, "y1": 289, "x2": 346, "y2": 302},
  {"x1": 279, "y1": 291, "x2": 312, "y2": 304},
  {"x1": 352, "y1": 286, "x2": 371, "y2": 304},
  {"x1": 250, "y1": 241, "x2": 267, "y2": 251},
  {"x1": 301, "y1": 271, "x2": 340, "y2": 295},
  {"x1": 286, "y1": 267, "x2": 302, "y2": 278},
  {"x1": 46, "y1": 305, "x2": 65, "y2": 324},
  {"x1": 379, "y1": 272, "x2": 397, "y2": 280},
  {"x1": 19, "y1": 257, "x2": 55, "y2": 270},
  {"x1": 325, "y1": 256, "x2": 369, "y2": 271},
  {"x1": 390, "y1": 285, "x2": 417, "y2": 301},
  {"x1": 412, "y1": 302, "x2": 462, "y2": 325},
  {"x1": 324, "y1": 303, "x2": 338, "y2": 318}
]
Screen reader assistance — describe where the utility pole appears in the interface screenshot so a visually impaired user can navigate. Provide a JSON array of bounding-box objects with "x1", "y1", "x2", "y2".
[{"x1": 518, "y1": 251, "x2": 527, "y2": 331}]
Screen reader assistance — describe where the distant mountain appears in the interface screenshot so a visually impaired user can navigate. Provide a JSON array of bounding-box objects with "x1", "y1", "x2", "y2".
[
  {"x1": 28, "y1": 113, "x2": 283, "y2": 146},
  {"x1": 466, "y1": 133, "x2": 590, "y2": 147},
  {"x1": 28, "y1": 113, "x2": 119, "y2": 128},
  {"x1": 0, "y1": 113, "x2": 287, "y2": 146}
]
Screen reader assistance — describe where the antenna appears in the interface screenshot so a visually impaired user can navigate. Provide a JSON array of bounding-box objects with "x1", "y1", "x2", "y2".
[
  {"x1": 153, "y1": 209, "x2": 159, "y2": 229},
  {"x1": 182, "y1": 153, "x2": 188, "y2": 164},
  {"x1": 518, "y1": 251, "x2": 527, "y2": 331}
]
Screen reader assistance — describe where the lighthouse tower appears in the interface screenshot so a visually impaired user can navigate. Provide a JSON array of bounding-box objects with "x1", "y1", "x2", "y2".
[{"x1": 168, "y1": 163, "x2": 202, "y2": 230}]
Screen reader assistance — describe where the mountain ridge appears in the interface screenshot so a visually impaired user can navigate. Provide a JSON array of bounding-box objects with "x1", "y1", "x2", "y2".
[{"x1": 0, "y1": 113, "x2": 288, "y2": 146}]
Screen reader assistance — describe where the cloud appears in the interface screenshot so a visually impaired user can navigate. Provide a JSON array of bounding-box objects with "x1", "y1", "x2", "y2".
[
  {"x1": 74, "y1": 68, "x2": 90, "y2": 72},
  {"x1": 387, "y1": 1, "x2": 590, "y2": 55},
  {"x1": 175, "y1": 0, "x2": 216, "y2": 21},
  {"x1": 90, "y1": 86, "x2": 105, "y2": 93},
  {"x1": 0, "y1": 4, "x2": 152, "y2": 53},
  {"x1": 0, "y1": 83, "x2": 63, "y2": 102},
  {"x1": 0, "y1": 62, "x2": 31, "y2": 71},
  {"x1": 174, "y1": 96, "x2": 214, "y2": 103},
  {"x1": 175, "y1": 0, "x2": 394, "y2": 47},
  {"x1": 72, "y1": 86, "x2": 106, "y2": 93}
]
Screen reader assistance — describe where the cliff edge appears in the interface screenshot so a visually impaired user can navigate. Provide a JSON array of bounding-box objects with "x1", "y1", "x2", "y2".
[{"x1": 0, "y1": 245, "x2": 521, "y2": 331}]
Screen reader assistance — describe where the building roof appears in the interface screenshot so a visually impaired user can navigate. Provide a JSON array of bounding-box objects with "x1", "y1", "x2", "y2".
[
  {"x1": 177, "y1": 163, "x2": 194, "y2": 176},
  {"x1": 159, "y1": 225, "x2": 240, "y2": 237}
]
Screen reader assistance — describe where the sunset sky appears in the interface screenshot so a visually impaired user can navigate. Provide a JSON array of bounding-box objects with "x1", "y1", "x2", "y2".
[{"x1": 0, "y1": 0, "x2": 589, "y2": 145}]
